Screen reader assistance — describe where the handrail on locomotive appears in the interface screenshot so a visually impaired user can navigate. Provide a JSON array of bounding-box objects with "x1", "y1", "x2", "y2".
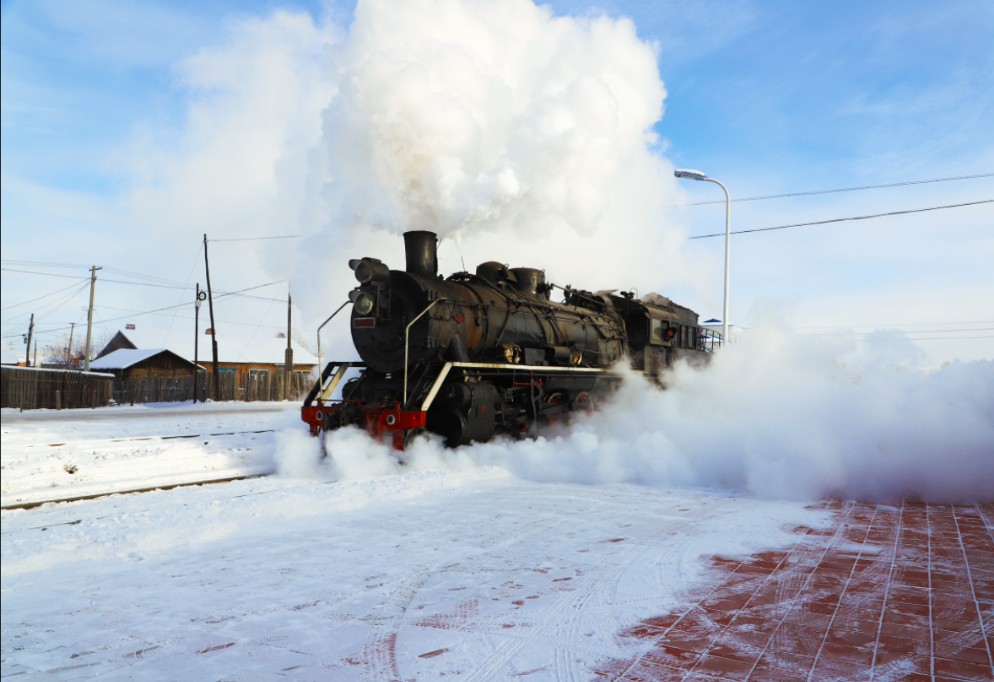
[{"x1": 403, "y1": 297, "x2": 447, "y2": 405}]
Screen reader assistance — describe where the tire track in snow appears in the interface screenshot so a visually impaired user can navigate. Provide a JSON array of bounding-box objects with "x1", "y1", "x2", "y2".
[
  {"x1": 464, "y1": 496, "x2": 729, "y2": 682},
  {"x1": 350, "y1": 503, "x2": 577, "y2": 680}
]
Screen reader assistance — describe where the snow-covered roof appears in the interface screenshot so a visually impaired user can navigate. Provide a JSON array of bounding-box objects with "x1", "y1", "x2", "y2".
[{"x1": 88, "y1": 348, "x2": 183, "y2": 370}]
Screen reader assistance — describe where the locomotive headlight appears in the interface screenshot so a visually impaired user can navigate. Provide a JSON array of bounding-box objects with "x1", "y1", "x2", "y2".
[
  {"x1": 350, "y1": 257, "x2": 390, "y2": 285},
  {"x1": 352, "y1": 291, "x2": 375, "y2": 316}
]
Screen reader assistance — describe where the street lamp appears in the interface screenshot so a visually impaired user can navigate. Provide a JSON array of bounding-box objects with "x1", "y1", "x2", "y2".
[{"x1": 674, "y1": 168, "x2": 731, "y2": 346}]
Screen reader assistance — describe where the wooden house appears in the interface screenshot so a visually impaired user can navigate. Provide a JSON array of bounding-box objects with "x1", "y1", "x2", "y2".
[{"x1": 89, "y1": 349, "x2": 202, "y2": 404}]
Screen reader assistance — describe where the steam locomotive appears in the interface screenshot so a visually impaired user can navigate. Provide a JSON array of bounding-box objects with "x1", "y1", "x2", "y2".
[{"x1": 302, "y1": 231, "x2": 715, "y2": 449}]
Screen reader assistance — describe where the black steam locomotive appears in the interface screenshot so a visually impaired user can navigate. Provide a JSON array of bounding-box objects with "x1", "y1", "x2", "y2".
[{"x1": 302, "y1": 231, "x2": 714, "y2": 448}]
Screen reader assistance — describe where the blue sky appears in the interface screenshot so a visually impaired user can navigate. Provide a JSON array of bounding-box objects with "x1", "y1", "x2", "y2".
[{"x1": 2, "y1": 0, "x2": 992, "y2": 367}]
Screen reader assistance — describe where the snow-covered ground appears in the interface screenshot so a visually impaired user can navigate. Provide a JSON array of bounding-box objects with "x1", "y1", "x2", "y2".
[
  {"x1": 2, "y1": 401, "x2": 831, "y2": 680},
  {"x1": 4, "y1": 339, "x2": 992, "y2": 679},
  {"x1": 1, "y1": 402, "x2": 284, "y2": 507}
]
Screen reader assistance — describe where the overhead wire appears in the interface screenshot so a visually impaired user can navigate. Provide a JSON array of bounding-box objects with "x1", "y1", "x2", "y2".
[
  {"x1": 671, "y1": 172, "x2": 994, "y2": 207},
  {"x1": 161, "y1": 240, "x2": 205, "y2": 345},
  {"x1": 688, "y1": 199, "x2": 992, "y2": 239},
  {"x1": 1, "y1": 280, "x2": 90, "y2": 312},
  {"x1": 208, "y1": 235, "x2": 303, "y2": 242},
  {"x1": 794, "y1": 320, "x2": 994, "y2": 330},
  {"x1": 1, "y1": 267, "x2": 91, "y2": 280}
]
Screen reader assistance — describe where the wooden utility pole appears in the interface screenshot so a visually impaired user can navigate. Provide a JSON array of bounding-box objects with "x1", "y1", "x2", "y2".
[
  {"x1": 24, "y1": 314, "x2": 34, "y2": 367},
  {"x1": 284, "y1": 293, "x2": 293, "y2": 399},
  {"x1": 66, "y1": 322, "x2": 76, "y2": 368},
  {"x1": 203, "y1": 235, "x2": 220, "y2": 401},
  {"x1": 83, "y1": 265, "x2": 102, "y2": 371}
]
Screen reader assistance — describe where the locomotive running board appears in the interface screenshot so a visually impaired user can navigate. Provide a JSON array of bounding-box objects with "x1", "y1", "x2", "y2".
[{"x1": 417, "y1": 361, "x2": 611, "y2": 412}]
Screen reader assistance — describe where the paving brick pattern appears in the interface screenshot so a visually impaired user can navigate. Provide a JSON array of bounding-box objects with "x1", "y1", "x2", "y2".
[{"x1": 596, "y1": 501, "x2": 994, "y2": 681}]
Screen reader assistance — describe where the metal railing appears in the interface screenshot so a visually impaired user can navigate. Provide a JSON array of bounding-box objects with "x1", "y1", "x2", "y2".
[{"x1": 403, "y1": 298, "x2": 446, "y2": 405}]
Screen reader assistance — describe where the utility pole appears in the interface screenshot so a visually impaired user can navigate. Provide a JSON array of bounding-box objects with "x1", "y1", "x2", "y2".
[
  {"x1": 203, "y1": 235, "x2": 220, "y2": 401},
  {"x1": 83, "y1": 265, "x2": 102, "y2": 371},
  {"x1": 67, "y1": 322, "x2": 76, "y2": 368},
  {"x1": 285, "y1": 292, "x2": 293, "y2": 399},
  {"x1": 194, "y1": 283, "x2": 206, "y2": 403},
  {"x1": 24, "y1": 314, "x2": 34, "y2": 367}
]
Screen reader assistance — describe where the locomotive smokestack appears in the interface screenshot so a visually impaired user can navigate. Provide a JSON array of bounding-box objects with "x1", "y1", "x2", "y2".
[{"x1": 404, "y1": 230, "x2": 438, "y2": 278}]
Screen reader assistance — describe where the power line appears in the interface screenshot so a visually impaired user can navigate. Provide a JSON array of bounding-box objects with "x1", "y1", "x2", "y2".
[
  {"x1": 794, "y1": 320, "x2": 994, "y2": 330},
  {"x1": 214, "y1": 281, "x2": 286, "y2": 300},
  {"x1": 0, "y1": 280, "x2": 89, "y2": 311},
  {"x1": 209, "y1": 235, "x2": 303, "y2": 242},
  {"x1": 0, "y1": 259, "x2": 92, "y2": 269},
  {"x1": 1, "y1": 267, "x2": 90, "y2": 280},
  {"x1": 688, "y1": 199, "x2": 993, "y2": 239},
  {"x1": 102, "y1": 267, "x2": 191, "y2": 287},
  {"x1": 2, "y1": 266, "x2": 288, "y2": 299},
  {"x1": 89, "y1": 281, "x2": 286, "y2": 325},
  {"x1": 101, "y1": 278, "x2": 191, "y2": 290},
  {"x1": 92, "y1": 305, "x2": 286, "y2": 330},
  {"x1": 672, "y1": 172, "x2": 994, "y2": 207},
  {"x1": 901, "y1": 335, "x2": 994, "y2": 342},
  {"x1": 798, "y1": 328, "x2": 994, "y2": 337}
]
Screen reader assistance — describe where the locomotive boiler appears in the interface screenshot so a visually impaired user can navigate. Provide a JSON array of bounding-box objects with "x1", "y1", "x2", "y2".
[{"x1": 302, "y1": 231, "x2": 712, "y2": 448}]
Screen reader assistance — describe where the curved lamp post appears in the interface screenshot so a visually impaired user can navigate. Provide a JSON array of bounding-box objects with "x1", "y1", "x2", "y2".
[{"x1": 674, "y1": 168, "x2": 731, "y2": 346}]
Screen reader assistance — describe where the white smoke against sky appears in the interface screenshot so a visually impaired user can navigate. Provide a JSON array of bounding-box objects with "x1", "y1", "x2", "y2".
[
  {"x1": 321, "y1": 0, "x2": 663, "y2": 239},
  {"x1": 277, "y1": 323, "x2": 994, "y2": 504},
  {"x1": 118, "y1": 1, "x2": 707, "y2": 359},
  {"x1": 291, "y1": 0, "x2": 706, "y2": 338}
]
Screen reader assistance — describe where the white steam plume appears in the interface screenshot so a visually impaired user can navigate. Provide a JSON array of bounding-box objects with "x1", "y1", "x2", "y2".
[
  {"x1": 118, "y1": 1, "x2": 702, "y2": 369},
  {"x1": 277, "y1": 324, "x2": 994, "y2": 504},
  {"x1": 291, "y1": 0, "x2": 706, "y2": 344},
  {"x1": 322, "y1": 0, "x2": 664, "y2": 240}
]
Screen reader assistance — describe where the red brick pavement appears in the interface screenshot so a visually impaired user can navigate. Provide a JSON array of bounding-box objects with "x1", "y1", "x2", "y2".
[{"x1": 596, "y1": 501, "x2": 994, "y2": 681}]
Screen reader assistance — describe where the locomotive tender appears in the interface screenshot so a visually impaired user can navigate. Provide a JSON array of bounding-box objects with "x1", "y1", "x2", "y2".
[{"x1": 302, "y1": 231, "x2": 712, "y2": 449}]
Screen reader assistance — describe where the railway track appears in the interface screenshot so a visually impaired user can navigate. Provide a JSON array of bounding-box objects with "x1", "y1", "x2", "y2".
[
  {"x1": 2, "y1": 426, "x2": 284, "y2": 512},
  {"x1": 0, "y1": 471, "x2": 275, "y2": 511},
  {"x1": 22, "y1": 428, "x2": 276, "y2": 450}
]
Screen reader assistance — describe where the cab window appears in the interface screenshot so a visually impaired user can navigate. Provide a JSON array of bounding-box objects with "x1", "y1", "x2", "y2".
[{"x1": 650, "y1": 318, "x2": 665, "y2": 344}]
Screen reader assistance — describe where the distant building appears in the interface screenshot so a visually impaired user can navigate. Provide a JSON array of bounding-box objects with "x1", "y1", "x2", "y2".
[
  {"x1": 89, "y1": 348, "x2": 203, "y2": 404},
  {"x1": 89, "y1": 348, "x2": 201, "y2": 379},
  {"x1": 700, "y1": 319, "x2": 748, "y2": 347}
]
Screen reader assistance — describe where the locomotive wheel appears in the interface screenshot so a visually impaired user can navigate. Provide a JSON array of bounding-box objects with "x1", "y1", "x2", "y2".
[
  {"x1": 542, "y1": 391, "x2": 569, "y2": 425},
  {"x1": 572, "y1": 391, "x2": 594, "y2": 413}
]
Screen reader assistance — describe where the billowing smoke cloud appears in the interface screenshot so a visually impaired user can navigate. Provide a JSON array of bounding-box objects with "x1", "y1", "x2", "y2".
[
  {"x1": 277, "y1": 324, "x2": 994, "y2": 504},
  {"x1": 321, "y1": 0, "x2": 664, "y2": 240},
  {"x1": 119, "y1": 1, "x2": 707, "y2": 360},
  {"x1": 291, "y1": 0, "x2": 707, "y2": 352}
]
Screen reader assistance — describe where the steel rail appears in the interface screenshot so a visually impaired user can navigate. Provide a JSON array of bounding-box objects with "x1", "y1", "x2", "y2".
[{"x1": 1, "y1": 472, "x2": 273, "y2": 511}]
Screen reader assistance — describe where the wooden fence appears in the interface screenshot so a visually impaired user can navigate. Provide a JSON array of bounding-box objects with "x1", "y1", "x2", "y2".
[
  {"x1": 114, "y1": 370, "x2": 313, "y2": 405},
  {"x1": 1, "y1": 367, "x2": 114, "y2": 410},
  {"x1": 2, "y1": 366, "x2": 315, "y2": 409}
]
